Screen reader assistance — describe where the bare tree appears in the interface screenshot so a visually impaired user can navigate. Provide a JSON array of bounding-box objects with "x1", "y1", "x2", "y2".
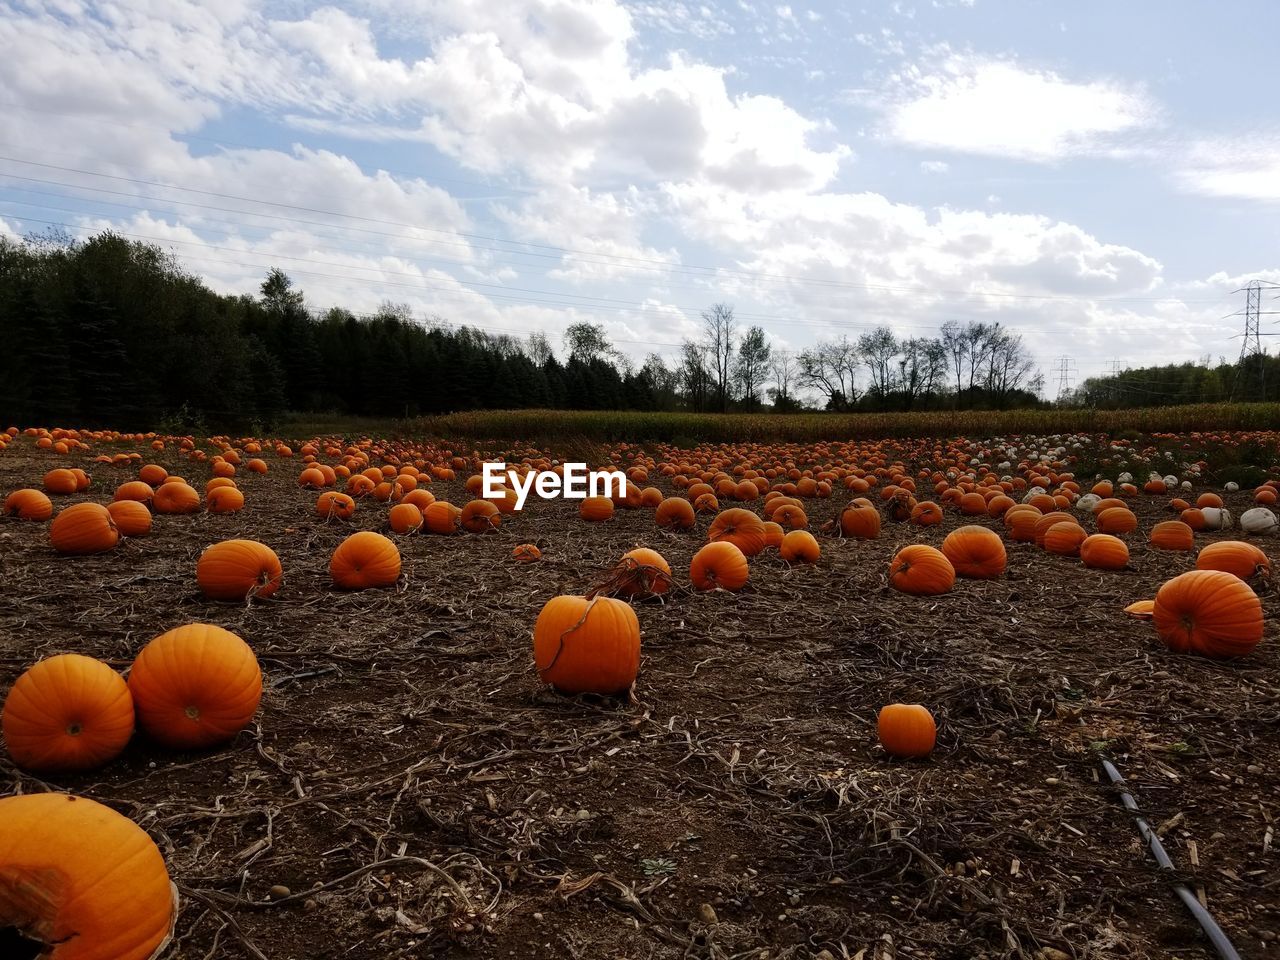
[
  {"x1": 526, "y1": 331, "x2": 554, "y2": 365},
  {"x1": 768, "y1": 350, "x2": 799, "y2": 409},
  {"x1": 858, "y1": 327, "x2": 900, "y2": 403},
  {"x1": 679, "y1": 339, "x2": 712, "y2": 412},
  {"x1": 734, "y1": 325, "x2": 771, "y2": 411},
  {"x1": 701, "y1": 303, "x2": 737, "y2": 413},
  {"x1": 940, "y1": 319, "x2": 967, "y2": 405},
  {"x1": 897, "y1": 337, "x2": 947, "y2": 409},
  {"x1": 798, "y1": 336, "x2": 860, "y2": 410}
]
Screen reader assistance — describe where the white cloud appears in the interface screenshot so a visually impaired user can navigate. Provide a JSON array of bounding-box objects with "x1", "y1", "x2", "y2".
[
  {"x1": 1176, "y1": 138, "x2": 1280, "y2": 202},
  {"x1": 881, "y1": 53, "x2": 1155, "y2": 161},
  {"x1": 919, "y1": 160, "x2": 949, "y2": 173}
]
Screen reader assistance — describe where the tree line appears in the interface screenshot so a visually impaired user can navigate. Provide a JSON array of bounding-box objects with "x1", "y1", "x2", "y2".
[
  {"x1": 0, "y1": 229, "x2": 1060, "y2": 430},
  {"x1": 1068, "y1": 353, "x2": 1280, "y2": 408}
]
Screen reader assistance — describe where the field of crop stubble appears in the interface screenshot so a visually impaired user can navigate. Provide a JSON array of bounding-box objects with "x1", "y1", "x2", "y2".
[{"x1": 1, "y1": 421, "x2": 1279, "y2": 960}]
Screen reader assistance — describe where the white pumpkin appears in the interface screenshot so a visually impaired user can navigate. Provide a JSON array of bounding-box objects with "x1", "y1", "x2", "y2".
[
  {"x1": 1240, "y1": 507, "x2": 1278, "y2": 536},
  {"x1": 1181, "y1": 481, "x2": 1193, "y2": 490},
  {"x1": 1163, "y1": 475, "x2": 1178, "y2": 488},
  {"x1": 1076, "y1": 493, "x2": 1101, "y2": 514},
  {"x1": 1225, "y1": 481, "x2": 1240, "y2": 492},
  {"x1": 1118, "y1": 472, "x2": 1133, "y2": 484},
  {"x1": 1200, "y1": 507, "x2": 1234, "y2": 531}
]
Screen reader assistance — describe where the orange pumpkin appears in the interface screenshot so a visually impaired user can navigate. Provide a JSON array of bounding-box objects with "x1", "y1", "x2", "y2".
[
  {"x1": 1150, "y1": 520, "x2": 1194, "y2": 551},
  {"x1": 49, "y1": 503, "x2": 119, "y2": 554},
  {"x1": 1, "y1": 654, "x2": 134, "y2": 772},
  {"x1": 1043, "y1": 521, "x2": 1087, "y2": 557},
  {"x1": 942, "y1": 525, "x2": 1006, "y2": 578},
  {"x1": 839, "y1": 503, "x2": 881, "y2": 539},
  {"x1": 877, "y1": 704, "x2": 937, "y2": 758},
  {"x1": 316, "y1": 491, "x2": 356, "y2": 519},
  {"x1": 424, "y1": 501, "x2": 463, "y2": 534},
  {"x1": 43, "y1": 468, "x2": 79, "y2": 495},
  {"x1": 613, "y1": 548, "x2": 673, "y2": 597},
  {"x1": 1080, "y1": 533, "x2": 1129, "y2": 570},
  {"x1": 1195, "y1": 541, "x2": 1271, "y2": 581},
  {"x1": 206, "y1": 486, "x2": 244, "y2": 514},
  {"x1": 3, "y1": 488, "x2": 53, "y2": 521},
  {"x1": 128, "y1": 623, "x2": 262, "y2": 748},
  {"x1": 513, "y1": 543, "x2": 542, "y2": 563},
  {"x1": 330, "y1": 531, "x2": 401, "y2": 588},
  {"x1": 909, "y1": 501, "x2": 943, "y2": 526},
  {"x1": 690, "y1": 541, "x2": 749, "y2": 591},
  {"x1": 779, "y1": 530, "x2": 820, "y2": 564},
  {"x1": 889, "y1": 545, "x2": 955, "y2": 595},
  {"x1": 107, "y1": 499, "x2": 152, "y2": 537},
  {"x1": 152, "y1": 482, "x2": 200, "y2": 514},
  {"x1": 461, "y1": 499, "x2": 501, "y2": 533},
  {"x1": 1096, "y1": 506, "x2": 1138, "y2": 535},
  {"x1": 580, "y1": 496, "x2": 615, "y2": 522},
  {"x1": 0, "y1": 793, "x2": 176, "y2": 960},
  {"x1": 114, "y1": 481, "x2": 155, "y2": 503},
  {"x1": 196, "y1": 539, "x2": 282, "y2": 601},
  {"x1": 388, "y1": 502, "x2": 424, "y2": 534},
  {"x1": 1152, "y1": 570, "x2": 1263, "y2": 659},
  {"x1": 655, "y1": 497, "x2": 696, "y2": 530},
  {"x1": 707, "y1": 508, "x2": 767, "y2": 557},
  {"x1": 533, "y1": 595, "x2": 640, "y2": 694}
]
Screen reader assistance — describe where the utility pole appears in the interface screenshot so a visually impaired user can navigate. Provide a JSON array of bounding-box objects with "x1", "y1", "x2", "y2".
[
  {"x1": 1054, "y1": 356, "x2": 1077, "y2": 402},
  {"x1": 1229, "y1": 280, "x2": 1280, "y2": 401},
  {"x1": 1106, "y1": 359, "x2": 1124, "y2": 407}
]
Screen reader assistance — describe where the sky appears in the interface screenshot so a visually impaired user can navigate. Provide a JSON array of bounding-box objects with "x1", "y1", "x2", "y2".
[{"x1": 1, "y1": 0, "x2": 1278, "y2": 395}]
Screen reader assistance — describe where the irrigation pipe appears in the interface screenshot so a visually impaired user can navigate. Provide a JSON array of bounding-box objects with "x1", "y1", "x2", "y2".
[{"x1": 1100, "y1": 758, "x2": 1241, "y2": 960}]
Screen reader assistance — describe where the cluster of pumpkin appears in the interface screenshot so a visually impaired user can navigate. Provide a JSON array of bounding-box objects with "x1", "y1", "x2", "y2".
[
  {"x1": 197, "y1": 531, "x2": 404, "y2": 596},
  {"x1": 2, "y1": 623, "x2": 262, "y2": 774}
]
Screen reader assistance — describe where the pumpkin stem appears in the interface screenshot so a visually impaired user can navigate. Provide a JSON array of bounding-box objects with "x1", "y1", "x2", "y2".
[{"x1": 185, "y1": 705, "x2": 201, "y2": 720}]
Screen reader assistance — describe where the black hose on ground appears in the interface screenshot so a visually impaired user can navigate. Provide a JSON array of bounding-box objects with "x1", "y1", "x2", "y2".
[{"x1": 1100, "y1": 758, "x2": 1242, "y2": 960}]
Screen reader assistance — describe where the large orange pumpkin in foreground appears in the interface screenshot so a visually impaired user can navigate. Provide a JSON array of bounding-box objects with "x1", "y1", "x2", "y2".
[
  {"x1": 49, "y1": 503, "x2": 119, "y2": 554},
  {"x1": 330, "y1": 531, "x2": 401, "y2": 588},
  {"x1": 196, "y1": 539, "x2": 283, "y2": 601},
  {"x1": 1152, "y1": 570, "x2": 1263, "y2": 659},
  {"x1": 128, "y1": 623, "x2": 262, "y2": 749},
  {"x1": 0, "y1": 792, "x2": 176, "y2": 960},
  {"x1": 1, "y1": 654, "x2": 134, "y2": 773},
  {"x1": 877, "y1": 704, "x2": 937, "y2": 758},
  {"x1": 533, "y1": 595, "x2": 640, "y2": 694},
  {"x1": 941, "y1": 525, "x2": 1006, "y2": 578}
]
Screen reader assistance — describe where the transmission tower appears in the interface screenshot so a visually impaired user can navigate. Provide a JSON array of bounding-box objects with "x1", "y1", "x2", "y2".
[
  {"x1": 1054, "y1": 356, "x2": 1077, "y2": 401},
  {"x1": 1228, "y1": 280, "x2": 1280, "y2": 401},
  {"x1": 1106, "y1": 359, "x2": 1124, "y2": 405}
]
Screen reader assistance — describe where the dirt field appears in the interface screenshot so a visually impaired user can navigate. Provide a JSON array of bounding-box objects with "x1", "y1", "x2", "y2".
[{"x1": 2, "y1": 441, "x2": 1278, "y2": 960}]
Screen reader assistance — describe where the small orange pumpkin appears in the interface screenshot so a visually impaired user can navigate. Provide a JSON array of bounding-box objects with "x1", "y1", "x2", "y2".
[
  {"x1": 877, "y1": 704, "x2": 937, "y2": 758},
  {"x1": 330, "y1": 531, "x2": 401, "y2": 588},
  {"x1": 690, "y1": 541, "x2": 749, "y2": 591},
  {"x1": 196, "y1": 539, "x2": 282, "y2": 601}
]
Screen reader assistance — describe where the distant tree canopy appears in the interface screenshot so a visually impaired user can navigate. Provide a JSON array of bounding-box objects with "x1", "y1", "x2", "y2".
[{"x1": 5, "y1": 229, "x2": 1244, "y2": 431}]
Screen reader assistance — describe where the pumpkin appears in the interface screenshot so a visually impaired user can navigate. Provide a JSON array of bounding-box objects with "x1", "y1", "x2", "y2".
[
  {"x1": 43, "y1": 468, "x2": 79, "y2": 495},
  {"x1": 909, "y1": 501, "x2": 943, "y2": 526},
  {"x1": 1, "y1": 654, "x2": 134, "y2": 772},
  {"x1": 424, "y1": 501, "x2": 463, "y2": 534},
  {"x1": 779, "y1": 530, "x2": 820, "y2": 564},
  {"x1": 330, "y1": 531, "x2": 401, "y2": 588},
  {"x1": 1152, "y1": 570, "x2": 1263, "y2": 659},
  {"x1": 708, "y1": 508, "x2": 767, "y2": 557},
  {"x1": 402, "y1": 488, "x2": 437, "y2": 511},
  {"x1": 1043, "y1": 521, "x2": 1087, "y2": 557},
  {"x1": 128, "y1": 623, "x2": 262, "y2": 748},
  {"x1": 512, "y1": 543, "x2": 542, "y2": 563},
  {"x1": 49, "y1": 503, "x2": 119, "y2": 554},
  {"x1": 1240, "y1": 507, "x2": 1277, "y2": 536},
  {"x1": 1200, "y1": 507, "x2": 1233, "y2": 531},
  {"x1": 114, "y1": 481, "x2": 154, "y2": 503},
  {"x1": 1032, "y1": 511, "x2": 1076, "y2": 546},
  {"x1": 1124, "y1": 599, "x2": 1155, "y2": 619},
  {"x1": 693, "y1": 493, "x2": 720, "y2": 514},
  {"x1": 197, "y1": 539, "x2": 282, "y2": 601},
  {"x1": 771, "y1": 504, "x2": 808, "y2": 530},
  {"x1": 1196, "y1": 541, "x2": 1271, "y2": 581},
  {"x1": 3, "y1": 488, "x2": 53, "y2": 521},
  {"x1": 388, "y1": 502, "x2": 424, "y2": 534},
  {"x1": 139, "y1": 463, "x2": 168, "y2": 485},
  {"x1": 613, "y1": 548, "x2": 672, "y2": 597},
  {"x1": 1150, "y1": 520, "x2": 1194, "y2": 551},
  {"x1": 958, "y1": 491, "x2": 987, "y2": 514},
  {"x1": 533, "y1": 595, "x2": 640, "y2": 694},
  {"x1": 889, "y1": 545, "x2": 954, "y2": 595},
  {"x1": 942, "y1": 525, "x2": 1006, "y2": 578},
  {"x1": 580, "y1": 496, "x2": 615, "y2": 522},
  {"x1": 0, "y1": 793, "x2": 177, "y2": 960},
  {"x1": 839, "y1": 503, "x2": 881, "y2": 539},
  {"x1": 690, "y1": 541, "x2": 749, "y2": 591},
  {"x1": 206, "y1": 486, "x2": 244, "y2": 514},
  {"x1": 1196, "y1": 492, "x2": 1223, "y2": 509},
  {"x1": 655, "y1": 497, "x2": 695, "y2": 529},
  {"x1": 877, "y1": 704, "x2": 936, "y2": 758},
  {"x1": 460, "y1": 499, "x2": 501, "y2": 533},
  {"x1": 152, "y1": 482, "x2": 200, "y2": 514},
  {"x1": 1080, "y1": 533, "x2": 1129, "y2": 570},
  {"x1": 107, "y1": 500, "x2": 152, "y2": 536},
  {"x1": 316, "y1": 491, "x2": 356, "y2": 519},
  {"x1": 1096, "y1": 506, "x2": 1139, "y2": 535},
  {"x1": 762, "y1": 520, "x2": 785, "y2": 547}
]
